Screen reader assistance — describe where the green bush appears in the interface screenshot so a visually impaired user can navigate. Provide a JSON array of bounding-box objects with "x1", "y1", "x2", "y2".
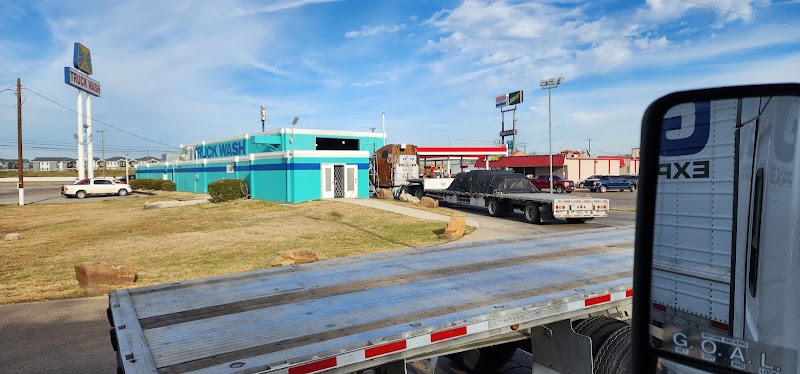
[
  {"x1": 159, "y1": 180, "x2": 176, "y2": 191},
  {"x1": 208, "y1": 179, "x2": 249, "y2": 203},
  {"x1": 130, "y1": 178, "x2": 176, "y2": 191},
  {"x1": 130, "y1": 178, "x2": 154, "y2": 190}
]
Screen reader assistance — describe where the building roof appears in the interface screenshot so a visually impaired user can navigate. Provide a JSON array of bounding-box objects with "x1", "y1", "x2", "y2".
[
  {"x1": 32, "y1": 157, "x2": 74, "y2": 162},
  {"x1": 475, "y1": 154, "x2": 566, "y2": 168},
  {"x1": 106, "y1": 157, "x2": 126, "y2": 161}
]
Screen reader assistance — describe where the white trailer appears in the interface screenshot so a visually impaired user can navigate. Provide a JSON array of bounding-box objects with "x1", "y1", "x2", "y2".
[
  {"x1": 108, "y1": 227, "x2": 634, "y2": 374},
  {"x1": 649, "y1": 95, "x2": 800, "y2": 370},
  {"x1": 426, "y1": 189, "x2": 609, "y2": 224}
]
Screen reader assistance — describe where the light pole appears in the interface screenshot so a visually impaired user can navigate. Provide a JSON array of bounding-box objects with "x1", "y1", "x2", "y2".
[
  {"x1": 540, "y1": 77, "x2": 564, "y2": 195},
  {"x1": 260, "y1": 105, "x2": 266, "y2": 132}
]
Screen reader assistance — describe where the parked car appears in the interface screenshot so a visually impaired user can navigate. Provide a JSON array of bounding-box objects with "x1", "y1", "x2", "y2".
[
  {"x1": 529, "y1": 174, "x2": 575, "y2": 193},
  {"x1": 578, "y1": 174, "x2": 605, "y2": 189},
  {"x1": 587, "y1": 175, "x2": 637, "y2": 192},
  {"x1": 62, "y1": 178, "x2": 132, "y2": 198}
]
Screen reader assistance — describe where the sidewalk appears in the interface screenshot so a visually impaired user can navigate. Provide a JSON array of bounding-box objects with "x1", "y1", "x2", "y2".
[{"x1": 332, "y1": 198, "x2": 512, "y2": 244}]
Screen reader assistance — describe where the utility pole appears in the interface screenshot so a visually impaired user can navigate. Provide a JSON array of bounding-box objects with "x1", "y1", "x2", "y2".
[
  {"x1": 517, "y1": 142, "x2": 528, "y2": 154},
  {"x1": 97, "y1": 129, "x2": 106, "y2": 177},
  {"x1": 16, "y1": 78, "x2": 24, "y2": 206},
  {"x1": 586, "y1": 138, "x2": 593, "y2": 156}
]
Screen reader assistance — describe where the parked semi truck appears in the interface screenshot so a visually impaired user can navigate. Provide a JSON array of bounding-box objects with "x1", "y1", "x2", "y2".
[
  {"x1": 370, "y1": 144, "x2": 610, "y2": 224},
  {"x1": 108, "y1": 227, "x2": 635, "y2": 374}
]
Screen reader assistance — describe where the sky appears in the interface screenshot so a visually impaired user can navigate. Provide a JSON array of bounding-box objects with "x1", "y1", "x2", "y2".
[{"x1": 1, "y1": 0, "x2": 800, "y2": 160}]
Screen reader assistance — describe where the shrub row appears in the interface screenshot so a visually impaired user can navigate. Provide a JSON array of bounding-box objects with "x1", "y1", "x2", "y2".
[
  {"x1": 130, "y1": 178, "x2": 176, "y2": 191},
  {"x1": 208, "y1": 179, "x2": 249, "y2": 203}
]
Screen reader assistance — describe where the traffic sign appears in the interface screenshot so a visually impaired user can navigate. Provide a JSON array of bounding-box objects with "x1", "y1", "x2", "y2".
[{"x1": 499, "y1": 129, "x2": 517, "y2": 137}]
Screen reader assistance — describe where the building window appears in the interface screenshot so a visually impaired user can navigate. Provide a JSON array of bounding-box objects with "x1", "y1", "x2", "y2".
[{"x1": 316, "y1": 137, "x2": 359, "y2": 151}]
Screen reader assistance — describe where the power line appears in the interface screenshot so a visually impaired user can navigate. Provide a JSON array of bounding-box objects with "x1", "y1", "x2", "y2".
[
  {"x1": 679, "y1": 0, "x2": 800, "y2": 27},
  {"x1": 21, "y1": 87, "x2": 177, "y2": 149}
]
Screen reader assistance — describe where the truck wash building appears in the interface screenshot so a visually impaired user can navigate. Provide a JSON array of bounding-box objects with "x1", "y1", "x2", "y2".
[{"x1": 137, "y1": 128, "x2": 385, "y2": 203}]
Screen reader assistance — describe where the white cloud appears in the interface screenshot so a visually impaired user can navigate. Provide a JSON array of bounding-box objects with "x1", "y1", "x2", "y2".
[
  {"x1": 231, "y1": 0, "x2": 338, "y2": 17},
  {"x1": 344, "y1": 24, "x2": 406, "y2": 38}
]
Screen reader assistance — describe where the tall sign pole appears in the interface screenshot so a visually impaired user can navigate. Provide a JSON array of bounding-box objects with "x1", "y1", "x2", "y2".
[
  {"x1": 87, "y1": 95, "x2": 94, "y2": 178},
  {"x1": 77, "y1": 91, "x2": 85, "y2": 179},
  {"x1": 17, "y1": 78, "x2": 24, "y2": 206},
  {"x1": 496, "y1": 90, "x2": 523, "y2": 154},
  {"x1": 65, "y1": 43, "x2": 101, "y2": 179}
]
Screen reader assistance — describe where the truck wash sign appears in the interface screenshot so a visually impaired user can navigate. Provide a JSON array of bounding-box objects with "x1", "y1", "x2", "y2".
[
  {"x1": 64, "y1": 67, "x2": 101, "y2": 97},
  {"x1": 196, "y1": 140, "x2": 246, "y2": 159}
]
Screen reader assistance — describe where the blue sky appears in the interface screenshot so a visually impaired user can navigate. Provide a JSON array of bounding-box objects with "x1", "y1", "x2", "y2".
[{"x1": 1, "y1": 0, "x2": 799, "y2": 160}]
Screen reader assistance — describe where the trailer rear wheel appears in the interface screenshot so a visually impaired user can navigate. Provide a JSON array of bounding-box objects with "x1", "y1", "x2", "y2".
[
  {"x1": 593, "y1": 325, "x2": 632, "y2": 374},
  {"x1": 573, "y1": 316, "x2": 628, "y2": 357},
  {"x1": 524, "y1": 204, "x2": 541, "y2": 224},
  {"x1": 447, "y1": 344, "x2": 518, "y2": 373},
  {"x1": 487, "y1": 198, "x2": 507, "y2": 217}
]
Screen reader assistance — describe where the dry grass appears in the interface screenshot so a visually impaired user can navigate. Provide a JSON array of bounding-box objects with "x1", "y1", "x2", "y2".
[{"x1": 0, "y1": 193, "x2": 456, "y2": 304}]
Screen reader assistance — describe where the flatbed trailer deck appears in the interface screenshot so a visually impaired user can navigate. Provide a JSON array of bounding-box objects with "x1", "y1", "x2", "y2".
[
  {"x1": 109, "y1": 227, "x2": 634, "y2": 374},
  {"x1": 427, "y1": 190, "x2": 610, "y2": 224}
]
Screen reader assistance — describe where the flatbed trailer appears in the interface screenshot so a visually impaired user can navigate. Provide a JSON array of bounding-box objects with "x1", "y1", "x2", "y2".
[
  {"x1": 108, "y1": 228, "x2": 633, "y2": 374},
  {"x1": 426, "y1": 189, "x2": 610, "y2": 224}
]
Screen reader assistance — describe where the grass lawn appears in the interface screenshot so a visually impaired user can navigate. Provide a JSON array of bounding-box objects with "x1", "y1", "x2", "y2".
[{"x1": 0, "y1": 192, "x2": 461, "y2": 304}]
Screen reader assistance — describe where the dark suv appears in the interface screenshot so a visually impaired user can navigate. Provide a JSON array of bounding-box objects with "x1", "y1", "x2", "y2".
[{"x1": 587, "y1": 175, "x2": 637, "y2": 192}]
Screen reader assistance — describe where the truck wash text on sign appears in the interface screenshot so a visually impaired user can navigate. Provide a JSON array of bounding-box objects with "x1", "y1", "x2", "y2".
[
  {"x1": 64, "y1": 67, "x2": 101, "y2": 97},
  {"x1": 196, "y1": 140, "x2": 247, "y2": 159}
]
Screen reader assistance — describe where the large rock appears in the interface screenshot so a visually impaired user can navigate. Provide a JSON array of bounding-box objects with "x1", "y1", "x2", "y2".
[
  {"x1": 5, "y1": 232, "x2": 23, "y2": 240},
  {"x1": 439, "y1": 216, "x2": 466, "y2": 240},
  {"x1": 376, "y1": 189, "x2": 394, "y2": 200},
  {"x1": 420, "y1": 197, "x2": 439, "y2": 208},
  {"x1": 270, "y1": 249, "x2": 319, "y2": 267},
  {"x1": 399, "y1": 193, "x2": 420, "y2": 204},
  {"x1": 74, "y1": 260, "x2": 137, "y2": 296}
]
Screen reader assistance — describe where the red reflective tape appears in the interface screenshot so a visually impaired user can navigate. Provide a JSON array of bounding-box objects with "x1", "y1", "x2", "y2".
[
  {"x1": 652, "y1": 303, "x2": 667, "y2": 312},
  {"x1": 626, "y1": 289, "x2": 633, "y2": 298},
  {"x1": 711, "y1": 321, "x2": 729, "y2": 331},
  {"x1": 431, "y1": 326, "x2": 467, "y2": 342},
  {"x1": 365, "y1": 340, "x2": 407, "y2": 358},
  {"x1": 584, "y1": 294, "x2": 611, "y2": 307},
  {"x1": 289, "y1": 357, "x2": 337, "y2": 374}
]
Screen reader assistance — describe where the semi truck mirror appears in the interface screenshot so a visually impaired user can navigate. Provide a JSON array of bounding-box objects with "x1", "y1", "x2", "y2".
[{"x1": 632, "y1": 84, "x2": 800, "y2": 374}]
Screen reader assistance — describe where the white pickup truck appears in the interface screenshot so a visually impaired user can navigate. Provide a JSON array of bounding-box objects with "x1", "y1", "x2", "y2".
[{"x1": 62, "y1": 178, "x2": 131, "y2": 198}]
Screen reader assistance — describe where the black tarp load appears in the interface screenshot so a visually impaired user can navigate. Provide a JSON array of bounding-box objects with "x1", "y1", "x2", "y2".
[{"x1": 446, "y1": 170, "x2": 540, "y2": 194}]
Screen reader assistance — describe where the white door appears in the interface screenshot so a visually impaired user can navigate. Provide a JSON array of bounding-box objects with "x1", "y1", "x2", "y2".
[
  {"x1": 321, "y1": 164, "x2": 334, "y2": 199},
  {"x1": 345, "y1": 165, "x2": 358, "y2": 198}
]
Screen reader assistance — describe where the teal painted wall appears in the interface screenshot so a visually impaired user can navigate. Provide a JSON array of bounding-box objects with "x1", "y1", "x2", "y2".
[
  {"x1": 141, "y1": 129, "x2": 384, "y2": 203},
  {"x1": 187, "y1": 131, "x2": 385, "y2": 160}
]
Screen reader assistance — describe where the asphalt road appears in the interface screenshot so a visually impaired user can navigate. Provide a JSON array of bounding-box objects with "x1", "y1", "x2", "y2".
[{"x1": 0, "y1": 189, "x2": 638, "y2": 374}]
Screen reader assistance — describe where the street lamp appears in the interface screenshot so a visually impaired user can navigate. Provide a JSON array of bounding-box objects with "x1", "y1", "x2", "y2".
[
  {"x1": 540, "y1": 77, "x2": 564, "y2": 195},
  {"x1": 260, "y1": 105, "x2": 266, "y2": 132}
]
